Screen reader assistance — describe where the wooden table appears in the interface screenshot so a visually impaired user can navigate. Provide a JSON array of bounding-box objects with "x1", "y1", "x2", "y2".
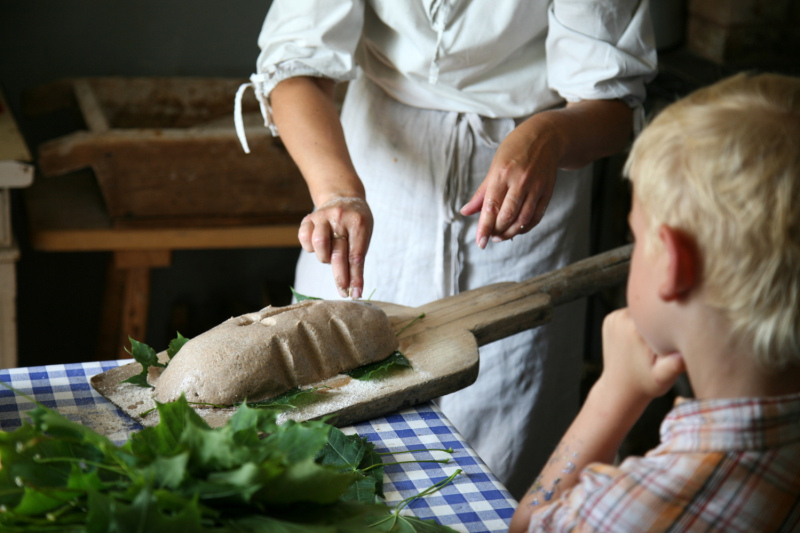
[{"x1": 24, "y1": 170, "x2": 303, "y2": 360}]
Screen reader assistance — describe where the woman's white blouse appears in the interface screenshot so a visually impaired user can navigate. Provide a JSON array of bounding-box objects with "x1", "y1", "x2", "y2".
[{"x1": 235, "y1": 0, "x2": 657, "y2": 151}]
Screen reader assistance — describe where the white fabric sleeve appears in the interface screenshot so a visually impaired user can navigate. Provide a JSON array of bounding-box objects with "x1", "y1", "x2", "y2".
[
  {"x1": 235, "y1": 0, "x2": 364, "y2": 151},
  {"x1": 545, "y1": 0, "x2": 658, "y2": 108}
]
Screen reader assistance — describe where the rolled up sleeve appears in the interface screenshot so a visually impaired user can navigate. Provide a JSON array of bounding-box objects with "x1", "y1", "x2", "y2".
[
  {"x1": 255, "y1": 0, "x2": 365, "y2": 97},
  {"x1": 545, "y1": 0, "x2": 657, "y2": 107}
]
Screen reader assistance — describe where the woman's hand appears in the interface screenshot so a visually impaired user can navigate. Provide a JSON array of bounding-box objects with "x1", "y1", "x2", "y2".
[
  {"x1": 298, "y1": 196, "x2": 373, "y2": 299},
  {"x1": 461, "y1": 99, "x2": 634, "y2": 248},
  {"x1": 460, "y1": 115, "x2": 563, "y2": 248},
  {"x1": 270, "y1": 76, "x2": 372, "y2": 298}
]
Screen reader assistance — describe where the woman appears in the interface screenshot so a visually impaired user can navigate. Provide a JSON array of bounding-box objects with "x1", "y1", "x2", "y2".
[{"x1": 235, "y1": 0, "x2": 656, "y2": 499}]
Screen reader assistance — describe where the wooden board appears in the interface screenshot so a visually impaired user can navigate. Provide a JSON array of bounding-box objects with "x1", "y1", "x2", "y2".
[
  {"x1": 91, "y1": 245, "x2": 632, "y2": 428},
  {"x1": 24, "y1": 171, "x2": 301, "y2": 251}
]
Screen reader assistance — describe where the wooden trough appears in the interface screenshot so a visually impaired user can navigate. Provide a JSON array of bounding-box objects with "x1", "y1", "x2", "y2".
[{"x1": 25, "y1": 77, "x2": 312, "y2": 226}]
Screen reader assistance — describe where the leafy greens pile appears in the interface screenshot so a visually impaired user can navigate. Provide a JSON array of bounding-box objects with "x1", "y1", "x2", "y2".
[{"x1": 0, "y1": 394, "x2": 457, "y2": 532}]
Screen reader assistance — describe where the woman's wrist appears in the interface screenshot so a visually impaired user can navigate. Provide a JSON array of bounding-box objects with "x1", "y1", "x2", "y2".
[{"x1": 312, "y1": 184, "x2": 367, "y2": 209}]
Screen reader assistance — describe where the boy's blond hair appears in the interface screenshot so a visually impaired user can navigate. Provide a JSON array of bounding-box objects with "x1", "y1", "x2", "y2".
[{"x1": 624, "y1": 72, "x2": 800, "y2": 370}]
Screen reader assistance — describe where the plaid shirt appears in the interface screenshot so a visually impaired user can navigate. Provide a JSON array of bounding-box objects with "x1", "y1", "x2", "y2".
[{"x1": 528, "y1": 392, "x2": 800, "y2": 532}]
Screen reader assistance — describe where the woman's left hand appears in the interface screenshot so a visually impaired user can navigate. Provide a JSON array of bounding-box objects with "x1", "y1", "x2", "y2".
[
  {"x1": 460, "y1": 99, "x2": 634, "y2": 249},
  {"x1": 460, "y1": 113, "x2": 564, "y2": 248}
]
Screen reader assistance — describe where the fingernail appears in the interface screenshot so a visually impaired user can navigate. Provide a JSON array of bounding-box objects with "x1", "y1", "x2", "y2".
[
  {"x1": 479, "y1": 236, "x2": 488, "y2": 249},
  {"x1": 492, "y1": 236, "x2": 502, "y2": 243},
  {"x1": 338, "y1": 286, "x2": 348, "y2": 298},
  {"x1": 351, "y1": 287, "x2": 362, "y2": 300}
]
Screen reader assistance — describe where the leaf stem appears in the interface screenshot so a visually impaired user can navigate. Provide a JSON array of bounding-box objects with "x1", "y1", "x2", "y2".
[
  {"x1": 376, "y1": 447, "x2": 454, "y2": 456},
  {"x1": 34, "y1": 456, "x2": 127, "y2": 476},
  {"x1": 395, "y1": 313, "x2": 425, "y2": 337},
  {"x1": 361, "y1": 458, "x2": 450, "y2": 472},
  {"x1": 394, "y1": 469, "x2": 463, "y2": 515}
]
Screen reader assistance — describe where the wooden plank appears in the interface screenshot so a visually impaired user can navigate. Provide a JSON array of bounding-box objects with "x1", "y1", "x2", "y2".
[
  {"x1": 0, "y1": 88, "x2": 32, "y2": 163},
  {"x1": 96, "y1": 260, "x2": 126, "y2": 361},
  {"x1": 119, "y1": 266, "x2": 151, "y2": 359},
  {"x1": 114, "y1": 250, "x2": 172, "y2": 269},
  {"x1": 0, "y1": 246, "x2": 19, "y2": 369},
  {"x1": 24, "y1": 171, "x2": 301, "y2": 251},
  {"x1": 30, "y1": 77, "x2": 311, "y2": 221},
  {"x1": 72, "y1": 79, "x2": 110, "y2": 133},
  {"x1": 97, "y1": 251, "x2": 172, "y2": 361},
  {"x1": 0, "y1": 161, "x2": 34, "y2": 188},
  {"x1": 36, "y1": 129, "x2": 311, "y2": 220},
  {"x1": 30, "y1": 225, "x2": 301, "y2": 251}
]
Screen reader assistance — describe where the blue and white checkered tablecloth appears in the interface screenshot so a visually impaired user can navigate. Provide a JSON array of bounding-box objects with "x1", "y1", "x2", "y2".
[{"x1": 0, "y1": 360, "x2": 516, "y2": 532}]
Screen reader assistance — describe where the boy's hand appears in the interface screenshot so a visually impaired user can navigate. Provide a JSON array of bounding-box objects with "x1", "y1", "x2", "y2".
[{"x1": 596, "y1": 308, "x2": 686, "y2": 408}]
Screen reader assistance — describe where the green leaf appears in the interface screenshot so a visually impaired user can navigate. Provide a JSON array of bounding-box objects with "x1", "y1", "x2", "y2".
[
  {"x1": 346, "y1": 351, "x2": 412, "y2": 381},
  {"x1": 226, "y1": 401, "x2": 280, "y2": 434},
  {"x1": 394, "y1": 515, "x2": 459, "y2": 533},
  {"x1": 179, "y1": 420, "x2": 265, "y2": 474},
  {"x1": 290, "y1": 287, "x2": 321, "y2": 301},
  {"x1": 11, "y1": 486, "x2": 77, "y2": 516},
  {"x1": 316, "y1": 429, "x2": 384, "y2": 504},
  {"x1": 243, "y1": 386, "x2": 327, "y2": 410},
  {"x1": 262, "y1": 420, "x2": 333, "y2": 465},
  {"x1": 121, "y1": 337, "x2": 164, "y2": 388},
  {"x1": 85, "y1": 487, "x2": 204, "y2": 533},
  {"x1": 67, "y1": 464, "x2": 106, "y2": 493},
  {"x1": 316, "y1": 429, "x2": 368, "y2": 471},
  {"x1": 204, "y1": 461, "x2": 278, "y2": 504},
  {"x1": 359, "y1": 447, "x2": 385, "y2": 500},
  {"x1": 166, "y1": 333, "x2": 189, "y2": 360},
  {"x1": 122, "y1": 372, "x2": 150, "y2": 388},
  {"x1": 125, "y1": 395, "x2": 209, "y2": 460},
  {"x1": 255, "y1": 457, "x2": 360, "y2": 505},
  {"x1": 0, "y1": 386, "x2": 457, "y2": 532},
  {"x1": 222, "y1": 513, "x2": 339, "y2": 532},
  {"x1": 342, "y1": 476, "x2": 379, "y2": 505},
  {"x1": 141, "y1": 453, "x2": 188, "y2": 489}
]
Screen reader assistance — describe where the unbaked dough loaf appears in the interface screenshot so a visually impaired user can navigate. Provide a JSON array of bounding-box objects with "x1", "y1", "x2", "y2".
[{"x1": 153, "y1": 300, "x2": 398, "y2": 405}]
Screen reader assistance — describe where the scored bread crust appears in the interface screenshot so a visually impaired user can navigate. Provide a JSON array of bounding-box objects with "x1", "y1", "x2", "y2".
[{"x1": 152, "y1": 300, "x2": 398, "y2": 405}]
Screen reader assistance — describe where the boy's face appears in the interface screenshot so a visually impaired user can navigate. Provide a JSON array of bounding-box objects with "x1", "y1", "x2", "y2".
[{"x1": 626, "y1": 196, "x2": 672, "y2": 356}]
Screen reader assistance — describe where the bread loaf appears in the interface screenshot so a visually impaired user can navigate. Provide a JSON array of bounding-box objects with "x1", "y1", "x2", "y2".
[{"x1": 153, "y1": 300, "x2": 398, "y2": 405}]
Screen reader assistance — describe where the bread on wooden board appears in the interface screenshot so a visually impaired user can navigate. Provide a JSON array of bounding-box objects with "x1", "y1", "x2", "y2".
[{"x1": 152, "y1": 299, "x2": 398, "y2": 405}]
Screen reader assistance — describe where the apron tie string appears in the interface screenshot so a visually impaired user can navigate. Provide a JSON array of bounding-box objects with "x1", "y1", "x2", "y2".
[
  {"x1": 435, "y1": 112, "x2": 505, "y2": 299},
  {"x1": 234, "y1": 72, "x2": 274, "y2": 154}
]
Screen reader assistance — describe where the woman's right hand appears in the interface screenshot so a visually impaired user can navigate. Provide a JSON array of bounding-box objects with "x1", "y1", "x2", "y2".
[
  {"x1": 270, "y1": 76, "x2": 371, "y2": 299},
  {"x1": 298, "y1": 196, "x2": 373, "y2": 299}
]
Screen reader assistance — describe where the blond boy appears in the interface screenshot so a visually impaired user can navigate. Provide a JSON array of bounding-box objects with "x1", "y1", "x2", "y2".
[{"x1": 510, "y1": 72, "x2": 800, "y2": 532}]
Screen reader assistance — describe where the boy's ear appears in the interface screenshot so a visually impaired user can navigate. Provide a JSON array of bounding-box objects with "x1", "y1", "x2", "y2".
[{"x1": 658, "y1": 224, "x2": 698, "y2": 301}]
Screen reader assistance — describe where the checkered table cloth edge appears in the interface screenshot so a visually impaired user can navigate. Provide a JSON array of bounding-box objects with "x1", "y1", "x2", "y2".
[{"x1": 1, "y1": 361, "x2": 516, "y2": 532}]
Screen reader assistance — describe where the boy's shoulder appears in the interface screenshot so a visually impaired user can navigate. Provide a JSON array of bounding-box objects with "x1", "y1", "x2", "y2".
[{"x1": 557, "y1": 393, "x2": 800, "y2": 532}]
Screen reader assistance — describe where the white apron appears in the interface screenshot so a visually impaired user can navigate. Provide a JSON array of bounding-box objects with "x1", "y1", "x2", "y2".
[{"x1": 295, "y1": 75, "x2": 592, "y2": 499}]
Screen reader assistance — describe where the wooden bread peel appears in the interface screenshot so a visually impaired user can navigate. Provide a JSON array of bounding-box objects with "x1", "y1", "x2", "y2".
[{"x1": 90, "y1": 245, "x2": 632, "y2": 429}]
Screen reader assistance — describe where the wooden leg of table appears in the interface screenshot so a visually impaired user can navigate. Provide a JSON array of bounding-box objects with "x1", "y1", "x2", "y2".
[
  {"x1": 119, "y1": 266, "x2": 151, "y2": 358},
  {"x1": 96, "y1": 250, "x2": 171, "y2": 360},
  {"x1": 0, "y1": 247, "x2": 20, "y2": 369},
  {"x1": 97, "y1": 262, "x2": 125, "y2": 360}
]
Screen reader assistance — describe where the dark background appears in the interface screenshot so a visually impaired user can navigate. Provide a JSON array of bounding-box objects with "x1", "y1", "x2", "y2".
[{"x1": 1, "y1": 0, "x2": 301, "y2": 367}]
